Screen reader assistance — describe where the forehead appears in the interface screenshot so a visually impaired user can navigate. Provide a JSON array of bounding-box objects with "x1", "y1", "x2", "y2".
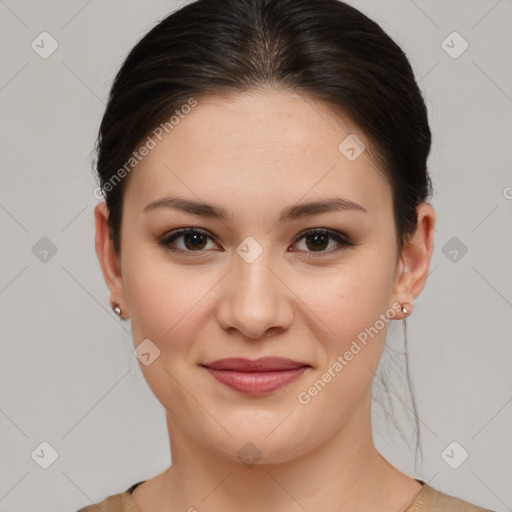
[{"x1": 123, "y1": 89, "x2": 391, "y2": 216}]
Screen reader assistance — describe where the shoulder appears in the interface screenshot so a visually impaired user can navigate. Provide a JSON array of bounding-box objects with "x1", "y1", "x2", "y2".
[
  {"x1": 408, "y1": 482, "x2": 497, "y2": 512},
  {"x1": 75, "y1": 493, "x2": 125, "y2": 512},
  {"x1": 74, "y1": 481, "x2": 144, "y2": 512}
]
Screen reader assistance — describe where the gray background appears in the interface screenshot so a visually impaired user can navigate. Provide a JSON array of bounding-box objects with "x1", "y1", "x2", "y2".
[{"x1": 0, "y1": 0, "x2": 511, "y2": 511}]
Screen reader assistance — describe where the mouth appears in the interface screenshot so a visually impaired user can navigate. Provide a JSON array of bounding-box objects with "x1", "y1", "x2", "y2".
[{"x1": 200, "y1": 357, "x2": 312, "y2": 395}]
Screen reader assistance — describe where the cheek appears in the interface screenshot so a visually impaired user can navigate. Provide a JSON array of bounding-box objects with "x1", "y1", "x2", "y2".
[
  {"x1": 295, "y1": 265, "x2": 394, "y2": 424},
  {"x1": 308, "y1": 250, "x2": 397, "y2": 346},
  {"x1": 122, "y1": 254, "x2": 210, "y2": 416},
  {"x1": 122, "y1": 246, "x2": 206, "y2": 345}
]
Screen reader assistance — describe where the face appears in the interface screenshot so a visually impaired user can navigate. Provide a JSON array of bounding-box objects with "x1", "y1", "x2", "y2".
[{"x1": 96, "y1": 89, "x2": 433, "y2": 465}]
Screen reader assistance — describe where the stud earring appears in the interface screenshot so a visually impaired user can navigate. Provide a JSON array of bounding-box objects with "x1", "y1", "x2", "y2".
[
  {"x1": 112, "y1": 301, "x2": 122, "y2": 317},
  {"x1": 401, "y1": 302, "x2": 412, "y2": 316}
]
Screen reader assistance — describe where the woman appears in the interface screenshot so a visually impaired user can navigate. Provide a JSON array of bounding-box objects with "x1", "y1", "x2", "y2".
[{"x1": 80, "y1": 0, "x2": 496, "y2": 510}]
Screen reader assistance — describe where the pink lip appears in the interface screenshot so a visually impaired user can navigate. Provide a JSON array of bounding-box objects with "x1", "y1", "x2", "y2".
[{"x1": 201, "y1": 357, "x2": 311, "y2": 395}]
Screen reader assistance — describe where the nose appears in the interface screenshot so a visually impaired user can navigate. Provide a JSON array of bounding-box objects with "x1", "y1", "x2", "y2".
[{"x1": 215, "y1": 248, "x2": 294, "y2": 340}]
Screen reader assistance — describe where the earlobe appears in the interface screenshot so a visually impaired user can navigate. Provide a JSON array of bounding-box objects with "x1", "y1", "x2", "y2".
[
  {"x1": 393, "y1": 202, "x2": 436, "y2": 308},
  {"x1": 94, "y1": 202, "x2": 126, "y2": 311}
]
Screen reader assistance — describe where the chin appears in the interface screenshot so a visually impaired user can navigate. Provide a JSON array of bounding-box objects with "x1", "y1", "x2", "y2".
[{"x1": 207, "y1": 426, "x2": 313, "y2": 467}]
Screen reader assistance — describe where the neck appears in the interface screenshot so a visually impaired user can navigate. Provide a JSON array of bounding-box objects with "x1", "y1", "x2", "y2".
[{"x1": 135, "y1": 386, "x2": 420, "y2": 512}]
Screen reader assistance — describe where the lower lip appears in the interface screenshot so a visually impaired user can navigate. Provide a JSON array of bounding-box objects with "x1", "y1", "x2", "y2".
[{"x1": 203, "y1": 366, "x2": 309, "y2": 395}]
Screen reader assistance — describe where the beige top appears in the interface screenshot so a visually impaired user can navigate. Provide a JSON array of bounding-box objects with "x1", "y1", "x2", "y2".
[{"x1": 76, "y1": 479, "x2": 496, "y2": 511}]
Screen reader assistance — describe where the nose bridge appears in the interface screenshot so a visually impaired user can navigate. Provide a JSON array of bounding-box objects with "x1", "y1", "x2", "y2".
[
  {"x1": 235, "y1": 246, "x2": 274, "y2": 301},
  {"x1": 216, "y1": 241, "x2": 293, "y2": 339}
]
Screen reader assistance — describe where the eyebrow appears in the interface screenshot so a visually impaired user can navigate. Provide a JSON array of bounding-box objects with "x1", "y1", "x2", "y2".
[{"x1": 143, "y1": 196, "x2": 367, "y2": 222}]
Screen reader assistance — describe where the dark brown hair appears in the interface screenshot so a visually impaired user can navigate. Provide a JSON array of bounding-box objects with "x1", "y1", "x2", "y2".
[{"x1": 94, "y1": 0, "x2": 432, "y2": 466}]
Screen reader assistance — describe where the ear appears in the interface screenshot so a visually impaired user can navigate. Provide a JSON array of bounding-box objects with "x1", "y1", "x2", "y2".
[
  {"x1": 94, "y1": 202, "x2": 127, "y2": 313},
  {"x1": 393, "y1": 202, "x2": 436, "y2": 311}
]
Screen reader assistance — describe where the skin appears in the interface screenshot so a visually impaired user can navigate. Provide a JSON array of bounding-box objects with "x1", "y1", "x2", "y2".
[{"x1": 95, "y1": 89, "x2": 435, "y2": 512}]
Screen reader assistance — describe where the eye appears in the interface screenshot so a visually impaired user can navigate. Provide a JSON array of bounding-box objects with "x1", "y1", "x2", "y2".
[
  {"x1": 158, "y1": 228, "x2": 219, "y2": 256},
  {"x1": 291, "y1": 228, "x2": 353, "y2": 256},
  {"x1": 158, "y1": 227, "x2": 353, "y2": 257}
]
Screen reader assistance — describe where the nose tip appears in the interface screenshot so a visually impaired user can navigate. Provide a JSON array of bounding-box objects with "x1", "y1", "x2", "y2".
[{"x1": 217, "y1": 291, "x2": 287, "y2": 340}]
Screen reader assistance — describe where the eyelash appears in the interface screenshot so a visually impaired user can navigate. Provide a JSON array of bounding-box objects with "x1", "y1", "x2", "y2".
[{"x1": 158, "y1": 227, "x2": 354, "y2": 258}]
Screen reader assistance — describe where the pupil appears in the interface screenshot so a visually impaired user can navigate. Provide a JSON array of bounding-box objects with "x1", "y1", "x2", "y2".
[
  {"x1": 307, "y1": 233, "x2": 328, "y2": 251},
  {"x1": 185, "y1": 233, "x2": 206, "y2": 250}
]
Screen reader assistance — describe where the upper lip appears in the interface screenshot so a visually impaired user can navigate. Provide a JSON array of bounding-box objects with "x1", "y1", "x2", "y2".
[{"x1": 201, "y1": 357, "x2": 310, "y2": 372}]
